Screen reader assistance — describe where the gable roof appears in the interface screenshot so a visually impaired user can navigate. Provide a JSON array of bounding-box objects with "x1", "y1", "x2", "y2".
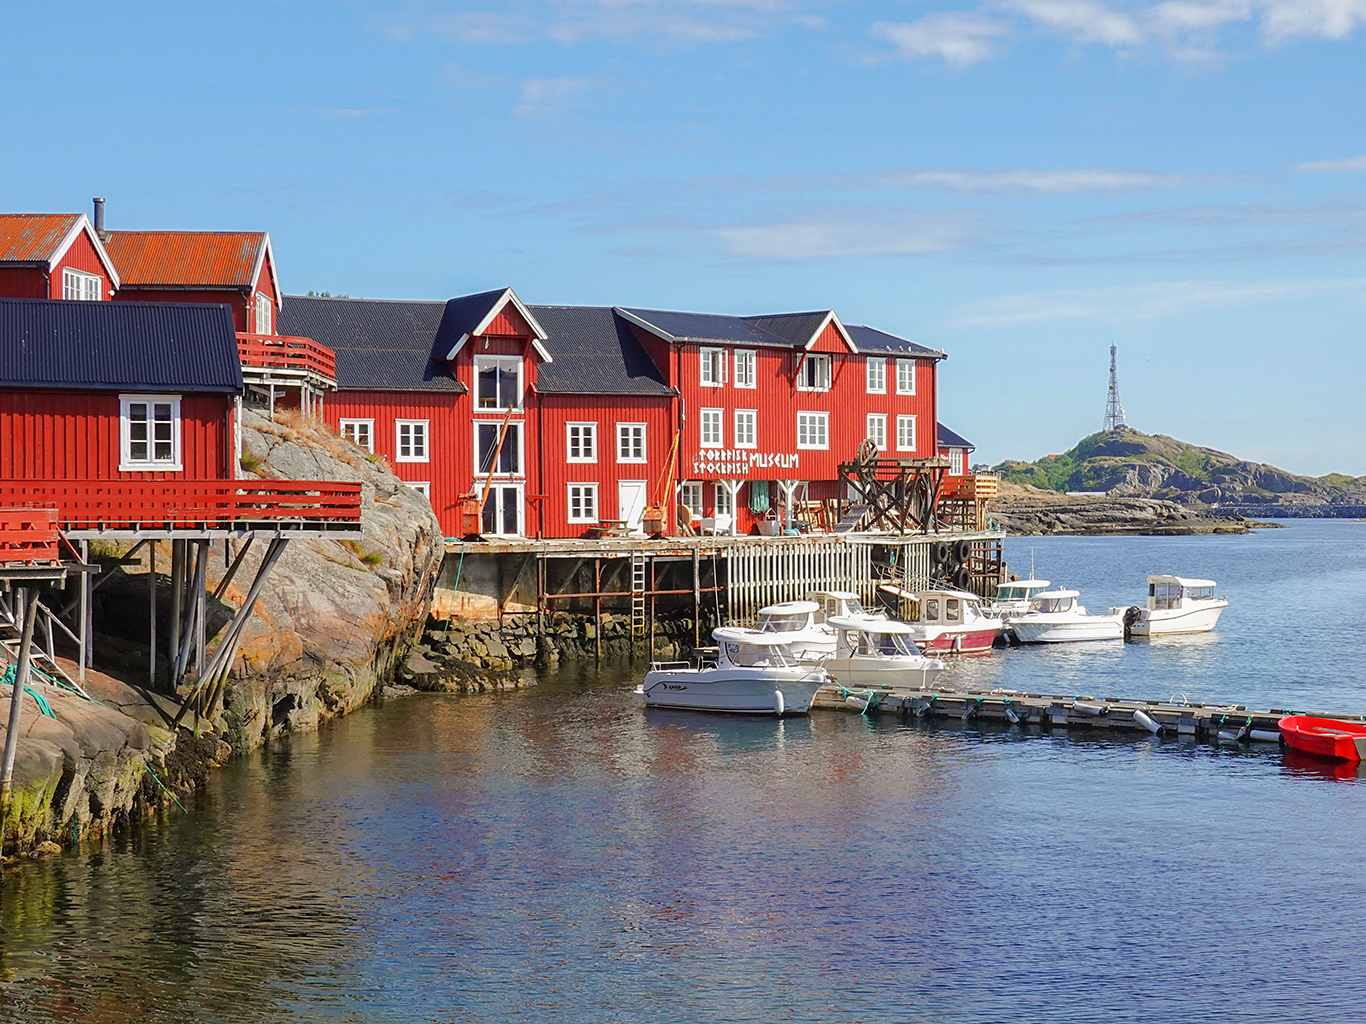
[
  {"x1": 439, "y1": 288, "x2": 552, "y2": 362},
  {"x1": 845, "y1": 324, "x2": 945, "y2": 359},
  {"x1": 937, "y1": 423, "x2": 975, "y2": 451},
  {"x1": 0, "y1": 297, "x2": 240, "y2": 392},
  {"x1": 616, "y1": 307, "x2": 796, "y2": 348},
  {"x1": 279, "y1": 296, "x2": 464, "y2": 392},
  {"x1": 105, "y1": 230, "x2": 273, "y2": 295},
  {"x1": 0, "y1": 214, "x2": 121, "y2": 286},
  {"x1": 531, "y1": 307, "x2": 674, "y2": 396},
  {"x1": 745, "y1": 310, "x2": 856, "y2": 352}
]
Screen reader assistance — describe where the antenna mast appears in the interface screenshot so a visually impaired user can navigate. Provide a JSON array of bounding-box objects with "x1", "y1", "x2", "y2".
[{"x1": 1104, "y1": 343, "x2": 1125, "y2": 432}]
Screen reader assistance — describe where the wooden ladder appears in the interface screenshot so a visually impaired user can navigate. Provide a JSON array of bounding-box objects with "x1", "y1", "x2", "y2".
[
  {"x1": 630, "y1": 553, "x2": 647, "y2": 639},
  {"x1": 832, "y1": 503, "x2": 869, "y2": 534}
]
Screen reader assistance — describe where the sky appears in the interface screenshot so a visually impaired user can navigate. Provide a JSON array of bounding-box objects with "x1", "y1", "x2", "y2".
[{"x1": 4, "y1": 1, "x2": 1365, "y2": 474}]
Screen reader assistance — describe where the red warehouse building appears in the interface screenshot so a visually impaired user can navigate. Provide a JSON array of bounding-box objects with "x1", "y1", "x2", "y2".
[{"x1": 0, "y1": 213, "x2": 120, "y2": 301}]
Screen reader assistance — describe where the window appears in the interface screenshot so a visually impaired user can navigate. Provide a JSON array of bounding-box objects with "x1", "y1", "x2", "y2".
[
  {"x1": 482, "y1": 485, "x2": 523, "y2": 537},
  {"x1": 617, "y1": 423, "x2": 646, "y2": 463},
  {"x1": 568, "y1": 483, "x2": 598, "y2": 523},
  {"x1": 339, "y1": 419, "x2": 374, "y2": 452},
  {"x1": 897, "y1": 415, "x2": 917, "y2": 452},
  {"x1": 714, "y1": 483, "x2": 733, "y2": 517},
  {"x1": 396, "y1": 420, "x2": 429, "y2": 462},
  {"x1": 734, "y1": 409, "x2": 756, "y2": 448},
  {"x1": 866, "y1": 357, "x2": 885, "y2": 394},
  {"x1": 700, "y1": 347, "x2": 727, "y2": 386},
  {"x1": 566, "y1": 422, "x2": 597, "y2": 462},
  {"x1": 254, "y1": 293, "x2": 273, "y2": 334},
  {"x1": 797, "y1": 411, "x2": 828, "y2": 449},
  {"x1": 476, "y1": 422, "x2": 521, "y2": 475},
  {"x1": 734, "y1": 349, "x2": 756, "y2": 388},
  {"x1": 866, "y1": 414, "x2": 886, "y2": 451},
  {"x1": 700, "y1": 408, "x2": 723, "y2": 448},
  {"x1": 62, "y1": 268, "x2": 101, "y2": 301},
  {"x1": 475, "y1": 356, "x2": 522, "y2": 410},
  {"x1": 408, "y1": 481, "x2": 430, "y2": 498},
  {"x1": 119, "y1": 395, "x2": 181, "y2": 470},
  {"x1": 950, "y1": 448, "x2": 964, "y2": 475},
  {"x1": 681, "y1": 482, "x2": 703, "y2": 521},
  {"x1": 798, "y1": 354, "x2": 831, "y2": 391},
  {"x1": 896, "y1": 359, "x2": 916, "y2": 395}
]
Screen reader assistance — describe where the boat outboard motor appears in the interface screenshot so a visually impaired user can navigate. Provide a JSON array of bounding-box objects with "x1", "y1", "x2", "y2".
[{"x1": 1122, "y1": 605, "x2": 1143, "y2": 637}]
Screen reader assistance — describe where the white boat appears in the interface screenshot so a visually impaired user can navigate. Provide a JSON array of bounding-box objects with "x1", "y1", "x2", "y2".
[
  {"x1": 989, "y1": 579, "x2": 1051, "y2": 620},
  {"x1": 905, "y1": 589, "x2": 1003, "y2": 654},
  {"x1": 637, "y1": 627, "x2": 828, "y2": 715},
  {"x1": 753, "y1": 600, "x2": 835, "y2": 659},
  {"x1": 1117, "y1": 575, "x2": 1228, "y2": 636},
  {"x1": 807, "y1": 590, "x2": 887, "y2": 623},
  {"x1": 821, "y1": 616, "x2": 947, "y2": 690},
  {"x1": 1011, "y1": 589, "x2": 1124, "y2": 644}
]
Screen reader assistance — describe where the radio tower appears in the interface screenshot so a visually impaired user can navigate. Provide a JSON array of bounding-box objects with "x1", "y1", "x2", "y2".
[{"x1": 1103, "y1": 343, "x2": 1125, "y2": 432}]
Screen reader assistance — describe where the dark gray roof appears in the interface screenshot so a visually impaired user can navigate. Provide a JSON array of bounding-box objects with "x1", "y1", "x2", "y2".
[
  {"x1": 938, "y1": 423, "x2": 974, "y2": 450},
  {"x1": 0, "y1": 297, "x2": 241, "y2": 392},
  {"x1": 743, "y1": 311, "x2": 834, "y2": 347},
  {"x1": 437, "y1": 289, "x2": 512, "y2": 340},
  {"x1": 280, "y1": 296, "x2": 464, "y2": 392},
  {"x1": 846, "y1": 324, "x2": 944, "y2": 359},
  {"x1": 532, "y1": 307, "x2": 674, "y2": 396},
  {"x1": 619, "y1": 308, "x2": 796, "y2": 348}
]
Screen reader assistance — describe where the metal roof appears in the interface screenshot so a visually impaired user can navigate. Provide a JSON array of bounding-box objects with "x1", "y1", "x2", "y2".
[
  {"x1": 0, "y1": 297, "x2": 242, "y2": 392},
  {"x1": 743, "y1": 311, "x2": 833, "y2": 347},
  {"x1": 0, "y1": 214, "x2": 82, "y2": 264},
  {"x1": 618, "y1": 307, "x2": 797, "y2": 347},
  {"x1": 937, "y1": 423, "x2": 975, "y2": 450},
  {"x1": 105, "y1": 230, "x2": 267, "y2": 289},
  {"x1": 846, "y1": 324, "x2": 944, "y2": 358},
  {"x1": 279, "y1": 296, "x2": 464, "y2": 392},
  {"x1": 531, "y1": 306, "x2": 674, "y2": 396}
]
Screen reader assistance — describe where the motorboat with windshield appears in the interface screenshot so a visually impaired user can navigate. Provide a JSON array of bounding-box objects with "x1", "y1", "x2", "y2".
[
  {"x1": 821, "y1": 616, "x2": 947, "y2": 689},
  {"x1": 1010, "y1": 589, "x2": 1124, "y2": 644},
  {"x1": 904, "y1": 590, "x2": 1003, "y2": 654},
  {"x1": 806, "y1": 590, "x2": 886, "y2": 624},
  {"x1": 1116, "y1": 576, "x2": 1228, "y2": 636},
  {"x1": 637, "y1": 627, "x2": 828, "y2": 715},
  {"x1": 989, "y1": 579, "x2": 1052, "y2": 620},
  {"x1": 752, "y1": 600, "x2": 835, "y2": 659}
]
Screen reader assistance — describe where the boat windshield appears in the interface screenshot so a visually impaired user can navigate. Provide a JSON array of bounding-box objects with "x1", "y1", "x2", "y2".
[
  {"x1": 854, "y1": 631, "x2": 915, "y2": 656},
  {"x1": 1029, "y1": 596, "x2": 1074, "y2": 614},
  {"x1": 757, "y1": 612, "x2": 809, "y2": 633},
  {"x1": 1152, "y1": 582, "x2": 1186, "y2": 609},
  {"x1": 1187, "y1": 585, "x2": 1215, "y2": 600},
  {"x1": 996, "y1": 585, "x2": 1027, "y2": 601},
  {"x1": 724, "y1": 641, "x2": 796, "y2": 668},
  {"x1": 844, "y1": 597, "x2": 866, "y2": 616}
]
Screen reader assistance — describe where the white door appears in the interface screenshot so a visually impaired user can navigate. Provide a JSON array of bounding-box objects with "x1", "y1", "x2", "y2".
[
  {"x1": 618, "y1": 480, "x2": 648, "y2": 535},
  {"x1": 481, "y1": 485, "x2": 523, "y2": 537}
]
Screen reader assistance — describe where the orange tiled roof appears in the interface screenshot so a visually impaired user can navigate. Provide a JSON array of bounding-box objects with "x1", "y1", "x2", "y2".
[
  {"x1": 105, "y1": 230, "x2": 267, "y2": 289},
  {"x1": 0, "y1": 214, "x2": 82, "y2": 263}
]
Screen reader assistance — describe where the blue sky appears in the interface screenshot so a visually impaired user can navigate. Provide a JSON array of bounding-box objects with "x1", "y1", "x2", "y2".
[{"x1": 5, "y1": 1, "x2": 1364, "y2": 473}]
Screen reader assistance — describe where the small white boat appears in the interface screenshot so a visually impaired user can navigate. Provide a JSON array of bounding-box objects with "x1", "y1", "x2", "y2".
[
  {"x1": 1117, "y1": 575, "x2": 1228, "y2": 636},
  {"x1": 753, "y1": 600, "x2": 834, "y2": 659},
  {"x1": 989, "y1": 579, "x2": 1051, "y2": 620},
  {"x1": 905, "y1": 590, "x2": 1003, "y2": 654},
  {"x1": 807, "y1": 590, "x2": 886, "y2": 623},
  {"x1": 636, "y1": 627, "x2": 828, "y2": 715},
  {"x1": 822, "y1": 616, "x2": 947, "y2": 690},
  {"x1": 1011, "y1": 589, "x2": 1124, "y2": 644}
]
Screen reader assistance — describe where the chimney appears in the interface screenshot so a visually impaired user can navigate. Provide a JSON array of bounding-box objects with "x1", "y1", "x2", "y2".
[{"x1": 92, "y1": 197, "x2": 107, "y2": 241}]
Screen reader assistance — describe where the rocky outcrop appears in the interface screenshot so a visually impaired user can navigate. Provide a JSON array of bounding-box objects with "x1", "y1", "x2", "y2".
[{"x1": 988, "y1": 487, "x2": 1263, "y2": 536}]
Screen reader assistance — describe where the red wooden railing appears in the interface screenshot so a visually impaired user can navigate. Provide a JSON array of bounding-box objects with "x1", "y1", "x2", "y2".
[
  {"x1": 0, "y1": 481, "x2": 361, "y2": 531},
  {"x1": 237, "y1": 333, "x2": 337, "y2": 381},
  {"x1": 0, "y1": 506, "x2": 60, "y2": 564}
]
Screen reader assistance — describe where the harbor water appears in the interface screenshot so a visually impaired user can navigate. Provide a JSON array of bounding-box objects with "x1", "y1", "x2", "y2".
[{"x1": 2, "y1": 519, "x2": 1364, "y2": 1023}]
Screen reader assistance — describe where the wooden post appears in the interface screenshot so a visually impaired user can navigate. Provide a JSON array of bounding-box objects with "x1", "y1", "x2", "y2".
[
  {"x1": 79, "y1": 540, "x2": 90, "y2": 681},
  {"x1": 1, "y1": 588, "x2": 38, "y2": 841},
  {"x1": 692, "y1": 546, "x2": 700, "y2": 646},
  {"x1": 649, "y1": 556, "x2": 656, "y2": 655},
  {"x1": 170, "y1": 539, "x2": 184, "y2": 676},
  {"x1": 593, "y1": 557, "x2": 602, "y2": 662},
  {"x1": 194, "y1": 542, "x2": 207, "y2": 680},
  {"x1": 148, "y1": 541, "x2": 157, "y2": 690}
]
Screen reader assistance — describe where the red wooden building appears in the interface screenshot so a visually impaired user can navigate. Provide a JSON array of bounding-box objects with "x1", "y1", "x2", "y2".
[{"x1": 0, "y1": 213, "x2": 120, "y2": 301}]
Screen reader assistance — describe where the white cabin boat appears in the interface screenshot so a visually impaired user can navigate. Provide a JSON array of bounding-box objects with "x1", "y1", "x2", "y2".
[
  {"x1": 822, "y1": 616, "x2": 947, "y2": 690},
  {"x1": 637, "y1": 627, "x2": 828, "y2": 715},
  {"x1": 807, "y1": 590, "x2": 886, "y2": 624},
  {"x1": 1118, "y1": 576, "x2": 1228, "y2": 636},
  {"x1": 753, "y1": 600, "x2": 835, "y2": 659},
  {"x1": 1011, "y1": 589, "x2": 1124, "y2": 644},
  {"x1": 989, "y1": 579, "x2": 1051, "y2": 620},
  {"x1": 905, "y1": 590, "x2": 1003, "y2": 654}
]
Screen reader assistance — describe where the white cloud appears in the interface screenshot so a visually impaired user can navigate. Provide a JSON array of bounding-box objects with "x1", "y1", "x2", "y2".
[
  {"x1": 1297, "y1": 154, "x2": 1366, "y2": 172},
  {"x1": 867, "y1": 167, "x2": 1190, "y2": 193},
  {"x1": 871, "y1": 13, "x2": 1012, "y2": 66},
  {"x1": 514, "y1": 77, "x2": 594, "y2": 116},
  {"x1": 1146, "y1": 0, "x2": 1252, "y2": 33},
  {"x1": 1003, "y1": 0, "x2": 1143, "y2": 44},
  {"x1": 1261, "y1": 0, "x2": 1366, "y2": 41},
  {"x1": 712, "y1": 213, "x2": 974, "y2": 258}
]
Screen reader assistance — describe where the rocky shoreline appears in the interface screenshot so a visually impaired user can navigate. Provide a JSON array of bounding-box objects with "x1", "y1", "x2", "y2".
[{"x1": 987, "y1": 492, "x2": 1269, "y2": 536}]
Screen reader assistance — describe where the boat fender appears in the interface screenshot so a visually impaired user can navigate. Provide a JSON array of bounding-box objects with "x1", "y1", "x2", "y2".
[
  {"x1": 845, "y1": 695, "x2": 868, "y2": 711},
  {"x1": 1132, "y1": 709, "x2": 1163, "y2": 735},
  {"x1": 914, "y1": 695, "x2": 937, "y2": 718},
  {"x1": 1247, "y1": 729, "x2": 1283, "y2": 744},
  {"x1": 962, "y1": 697, "x2": 984, "y2": 721},
  {"x1": 773, "y1": 689, "x2": 785, "y2": 716},
  {"x1": 1004, "y1": 702, "x2": 1022, "y2": 724},
  {"x1": 1217, "y1": 730, "x2": 1241, "y2": 743},
  {"x1": 1072, "y1": 702, "x2": 1108, "y2": 717}
]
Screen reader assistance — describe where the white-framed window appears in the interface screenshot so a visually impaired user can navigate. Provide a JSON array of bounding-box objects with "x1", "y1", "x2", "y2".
[
  {"x1": 866, "y1": 357, "x2": 885, "y2": 394},
  {"x1": 396, "y1": 420, "x2": 429, "y2": 462},
  {"x1": 950, "y1": 448, "x2": 965, "y2": 475},
  {"x1": 680, "y1": 481, "x2": 703, "y2": 521},
  {"x1": 119, "y1": 395, "x2": 181, "y2": 470},
  {"x1": 254, "y1": 293, "x2": 273, "y2": 334},
  {"x1": 482, "y1": 484, "x2": 523, "y2": 537},
  {"x1": 714, "y1": 483, "x2": 733, "y2": 517},
  {"x1": 568, "y1": 483, "x2": 598, "y2": 523},
  {"x1": 897, "y1": 414, "x2": 917, "y2": 452},
  {"x1": 798, "y1": 353, "x2": 831, "y2": 391},
  {"x1": 617, "y1": 422, "x2": 646, "y2": 463},
  {"x1": 734, "y1": 409, "x2": 756, "y2": 449},
  {"x1": 475, "y1": 355, "x2": 522, "y2": 411},
  {"x1": 476, "y1": 422, "x2": 522, "y2": 476},
  {"x1": 566, "y1": 422, "x2": 597, "y2": 462},
  {"x1": 896, "y1": 359, "x2": 916, "y2": 395},
  {"x1": 700, "y1": 408, "x2": 723, "y2": 448},
  {"x1": 408, "y1": 481, "x2": 430, "y2": 498},
  {"x1": 700, "y1": 347, "x2": 727, "y2": 386},
  {"x1": 339, "y1": 419, "x2": 374, "y2": 452},
  {"x1": 63, "y1": 268, "x2": 102, "y2": 301},
  {"x1": 797, "y1": 411, "x2": 828, "y2": 449},
  {"x1": 866, "y1": 414, "x2": 886, "y2": 451},
  {"x1": 734, "y1": 349, "x2": 756, "y2": 388}
]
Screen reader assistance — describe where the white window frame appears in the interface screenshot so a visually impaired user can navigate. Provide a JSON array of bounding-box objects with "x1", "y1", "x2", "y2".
[
  {"x1": 408, "y1": 481, "x2": 430, "y2": 498},
  {"x1": 734, "y1": 409, "x2": 757, "y2": 449},
  {"x1": 866, "y1": 413, "x2": 886, "y2": 452},
  {"x1": 566, "y1": 422, "x2": 597, "y2": 463},
  {"x1": 63, "y1": 267, "x2": 102, "y2": 301},
  {"x1": 699, "y1": 347, "x2": 727, "y2": 387},
  {"x1": 700, "y1": 408, "x2": 723, "y2": 448},
  {"x1": 866, "y1": 357, "x2": 885, "y2": 394},
  {"x1": 950, "y1": 448, "x2": 965, "y2": 476},
  {"x1": 254, "y1": 292, "x2": 273, "y2": 334},
  {"x1": 339, "y1": 418, "x2": 374, "y2": 453},
  {"x1": 396, "y1": 419, "x2": 429, "y2": 462},
  {"x1": 797, "y1": 411, "x2": 829, "y2": 450},
  {"x1": 734, "y1": 349, "x2": 756, "y2": 388},
  {"x1": 896, "y1": 359, "x2": 916, "y2": 395},
  {"x1": 616, "y1": 422, "x2": 647, "y2": 464},
  {"x1": 475, "y1": 421, "x2": 523, "y2": 477},
  {"x1": 474, "y1": 355, "x2": 523, "y2": 412},
  {"x1": 482, "y1": 483, "x2": 524, "y2": 538},
  {"x1": 567, "y1": 483, "x2": 599, "y2": 523},
  {"x1": 119, "y1": 394, "x2": 182, "y2": 471},
  {"x1": 797, "y1": 353, "x2": 831, "y2": 392},
  {"x1": 714, "y1": 483, "x2": 733, "y2": 517},
  {"x1": 897, "y1": 414, "x2": 917, "y2": 452},
  {"x1": 680, "y1": 482, "x2": 703, "y2": 521}
]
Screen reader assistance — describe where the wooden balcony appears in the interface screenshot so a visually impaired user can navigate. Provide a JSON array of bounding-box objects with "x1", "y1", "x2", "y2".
[
  {"x1": 237, "y1": 333, "x2": 337, "y2": 390},
  {"x1": 0, "y1": 480, "x2": 363, "y2": 539}
]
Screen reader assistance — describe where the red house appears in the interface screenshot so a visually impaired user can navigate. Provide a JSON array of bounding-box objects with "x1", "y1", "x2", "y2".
[
  {"x1": 937, "y1": 423, "x2": 975, "y2": 478},
  {"x1": 0, "y1": 213, "x2": 120, "y2": 301}
]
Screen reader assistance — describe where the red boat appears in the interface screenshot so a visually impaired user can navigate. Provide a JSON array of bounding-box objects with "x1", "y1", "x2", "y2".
[{"x1": 1278, "y1": 716, "x2": 1366, "y2": 762}]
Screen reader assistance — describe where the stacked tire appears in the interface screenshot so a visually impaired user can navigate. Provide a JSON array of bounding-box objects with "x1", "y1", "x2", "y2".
[{"x1": 931, "y1": 539, "x2": 975, "y2": 590}]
